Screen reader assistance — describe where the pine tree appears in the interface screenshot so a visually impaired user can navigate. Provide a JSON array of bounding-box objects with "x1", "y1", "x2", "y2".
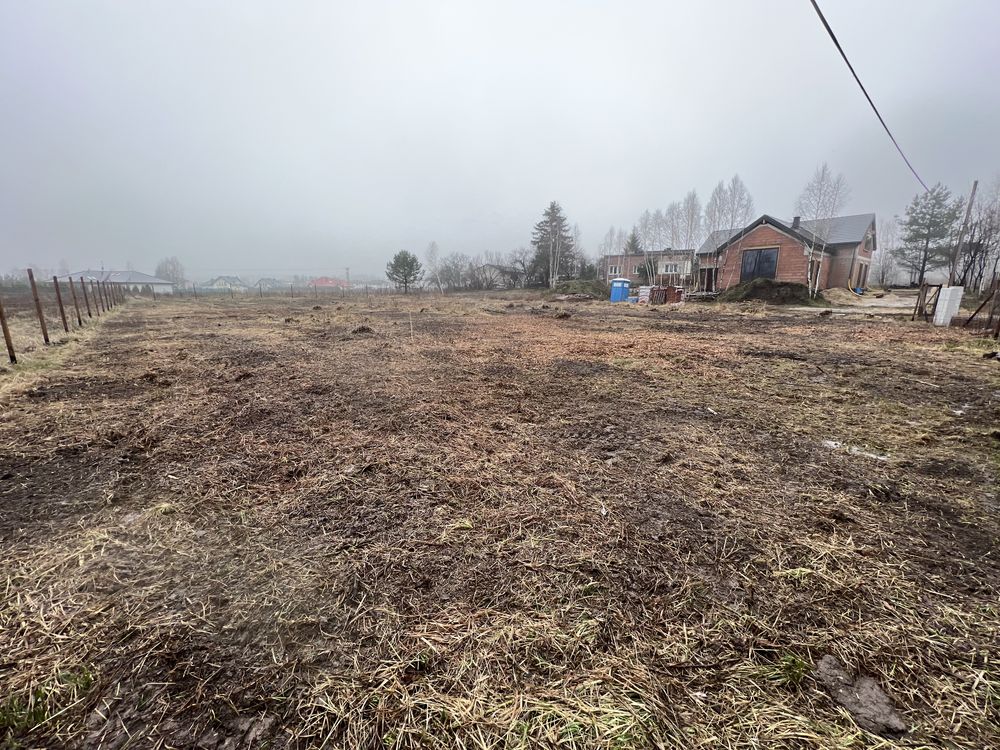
[
  {"x1": 531, "y1": 201, "x2": 575, "y2": 288},
  {"x1": 386, "y1": 250, "x2": 424, "y2": 293},
  {"x1": 894, "y1": 184, "x2": 962, "y2": 285},
  {"x1": 623, "y1": 230, "x2": 642, "y2": 255}
]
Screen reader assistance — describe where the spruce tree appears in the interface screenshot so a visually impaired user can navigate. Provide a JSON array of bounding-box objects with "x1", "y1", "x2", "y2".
[
  {"x1": 386, "y1": 250, "x2": 424, "y2": 293},
  {"x1": 894, "y1": 184, "x2": 962, "y2": 285},
  {"x1": 530, "y1": 201, "x2": 575, "y2": 288}
]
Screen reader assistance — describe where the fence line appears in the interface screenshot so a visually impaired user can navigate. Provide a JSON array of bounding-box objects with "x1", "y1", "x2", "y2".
[
  {"x1": 0, "y1": 269, "x2": 146, "y2": 366},
  {"x1": 0, "y1": 271, "x2": 440, "y2": 367}
]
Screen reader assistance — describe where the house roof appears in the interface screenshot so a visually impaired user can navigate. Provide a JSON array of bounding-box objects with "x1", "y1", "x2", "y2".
[
  {"x1": 205, "y1": 275, "x2": 246, "y2": 286},
  {"x1": 602, "y1": 248, "x2": 695, "y2": 259},
  {"x1": 62, "y1": 270, "x2": 173, "y2": 285},
  {"x1": 701, "y1": 213, "x2": 876, "y2": 256},
  {"x1": 796, "y1": 213, "x2": 875, "y2": 245},
  {"x1": 697, "y1": 229, "x2": 741, "y2": 256},
  {"x1": 311, "y1": 276, "x2": 349, "y2": 287}
]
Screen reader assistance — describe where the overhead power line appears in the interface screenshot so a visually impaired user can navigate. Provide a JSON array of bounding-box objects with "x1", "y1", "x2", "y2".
[{"x1": 809, "y1": 0, "x2": 930, "y2": 192}]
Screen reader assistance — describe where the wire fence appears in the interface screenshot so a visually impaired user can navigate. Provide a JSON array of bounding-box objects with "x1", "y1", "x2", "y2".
[
  {"x1": 170, "y1": 283, "x2": 398, "y2": 300},
  {"x1": 0, "y1": 271, "x2": 132, "y2": 365},
  {"x1": 0, "y1": 273, "x2": 424, "y2": 366}
]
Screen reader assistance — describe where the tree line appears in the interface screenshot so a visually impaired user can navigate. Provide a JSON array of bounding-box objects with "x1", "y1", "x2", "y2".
[
  {"x1": 370, "y1": 168, "x2": 1000, "y2": 295},
  {"x1": 874, "y1": 178, "x2": 1000, "y2": 290}
]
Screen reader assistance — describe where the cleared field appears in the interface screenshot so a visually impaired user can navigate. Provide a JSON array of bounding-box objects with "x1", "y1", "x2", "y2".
[{"x1": 1, "y1": 295, "x2": 998, "y2": 749}]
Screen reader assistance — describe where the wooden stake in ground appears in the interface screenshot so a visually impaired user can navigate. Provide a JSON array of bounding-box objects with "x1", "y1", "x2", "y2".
[
  {"x1": 80, "y1": 277, "x2": 92, "y2": 317},
  {"x1": 27, "y1": 268, "x2": 50, "y2": 345},
  {"x1": 52, "y1": 276, "x2": 69, "y2": 332},
  {"x1": 0, "y1": 291, "x2": 16, "y2": 364},
  {"x1": 67, "y1": 277, "x2": 83, "y2": 326},
  {"x1": 90, "y1": 280, "x2": 101, "y2": 315}
]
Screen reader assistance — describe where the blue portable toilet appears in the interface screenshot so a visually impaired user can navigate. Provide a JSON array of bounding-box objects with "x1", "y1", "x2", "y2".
[{"x1": 610, "y1": 278, "x2": 630, "y2": 302}]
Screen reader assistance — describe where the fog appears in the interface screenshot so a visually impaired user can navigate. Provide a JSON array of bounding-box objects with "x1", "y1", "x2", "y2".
[{"x1": 2, "y1": 0, "x2": 998, "y2": 280}]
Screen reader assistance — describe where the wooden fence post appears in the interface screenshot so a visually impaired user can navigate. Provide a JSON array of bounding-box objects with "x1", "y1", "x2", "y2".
[
  {"x1": 90, "y1": 280, "x2": 101, "y2": 315},
  {"x1": 27, "y1": 269, "x2": 50, "y2": 344},
  {"x1": 67, "y1": 277, "x2": 83, "y2": 326},
  {"x1": 80, "y1": 277, "x2": 92, "y2": 317},
  {"x1": 0, "y1": 291, "x2": 15, "y2": 364},
  {"x1": 52, "y1": 276, "x2": 69, "y2": 332},
  {"x1": 103, "y1": 281, "x2": 112, "y2": 310}
]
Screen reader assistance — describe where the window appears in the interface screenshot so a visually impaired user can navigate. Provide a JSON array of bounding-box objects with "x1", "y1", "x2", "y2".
[
  {"x1": 633, "y1": 265, "x2": 642, "y2": 274},
  {"x1": 659, "y1": 262, "x2": 679, "y2": 275},
  {"x1": 608, "y1": 264, "x2": 621, "y2": 275},
  {"x1": 740, "y1": 248, "x2": 778, "y2": 282}
]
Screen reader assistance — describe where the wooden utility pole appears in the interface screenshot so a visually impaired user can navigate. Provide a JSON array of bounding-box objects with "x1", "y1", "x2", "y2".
[
  {"x1": 949, "y1": 180, "x2": 978, "y2": 286},
  {"x1": 27, "y1": 269, "x2": 50, "y2": 344},
  {"x1": 67, "y1": 277, "x2": 83, "y2": 326},
  {"x1": 52, "y1": 276, "x2": 69, "y2": 332},
  {"x1": 0, "y1": 291, "x2": 15, "y2": 364}
]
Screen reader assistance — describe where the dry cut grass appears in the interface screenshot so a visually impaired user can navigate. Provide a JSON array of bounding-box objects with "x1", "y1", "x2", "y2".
[{"x1": 1, "y1": 294, "x2": 998, "y2": 749}]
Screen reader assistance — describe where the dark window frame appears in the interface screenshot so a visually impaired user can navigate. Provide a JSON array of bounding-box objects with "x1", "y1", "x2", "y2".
[{"x1": 740, "y1": 247, "x2": 779, "y2": 282}]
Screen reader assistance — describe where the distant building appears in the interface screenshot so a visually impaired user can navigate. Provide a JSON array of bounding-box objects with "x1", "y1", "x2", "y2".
[
  {"x1": 203, "y1": 275, "x2": 248, "y2": 291},
  {"x1": 255, "y1": 277, "x2": 284, "y2": 290},
  {"x1": 310, "y1": 276, "x2": 351, "y2": 289},
  {"x1": 60, "y1": 269, "x2": 175, "y2": 295},
  {"x1": 697, "y1": 213, "x2": 876, "y2": 292},
  {"x1": 599, "y1": 248, "x2": 696, "y2": 287}
]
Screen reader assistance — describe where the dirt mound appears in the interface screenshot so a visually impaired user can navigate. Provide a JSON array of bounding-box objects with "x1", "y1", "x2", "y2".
[
  {"x1": 553, "y1": 279, "x2": 609, "y2": 298},
  {"x1": 718, "y1": 278, "x2": 824, "y2": 305}
]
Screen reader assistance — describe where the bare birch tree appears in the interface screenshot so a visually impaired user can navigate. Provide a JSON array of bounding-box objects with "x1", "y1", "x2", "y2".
[
  {"x1": 874, "y1": 218, "x2": 898, "y2": 288},
  {"x1": 795, "y1": 163, "x2": 849, "y2": 296},
  {"x1": 704, "y1": 181, "x2": 727, "y2": 237},
  {"x1": 718, "y1": 174, "x2": 757, "y2": 289},
  {"x1": 664, "y1": 202, "x2": 682, "y2": 251},
  {"x1": 958, "y1": 176, "x2": 1000, "y2": 291},
  {"x1": 424, "y1": 241, "x2": 443, "y2": 292},
  {"x1": 680, "y1": 190, "x2": 702, "y2": 284}
]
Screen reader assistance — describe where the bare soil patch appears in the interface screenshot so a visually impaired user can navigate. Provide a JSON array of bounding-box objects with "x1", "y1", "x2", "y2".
[{"x1": 1, "y1": 294, "x2": 998, "y2": 749}]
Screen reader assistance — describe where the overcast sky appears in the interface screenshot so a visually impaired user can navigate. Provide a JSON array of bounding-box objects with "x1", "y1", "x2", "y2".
[{"x1": 2, "y1": 0, "x2": 998, "y2": 279}]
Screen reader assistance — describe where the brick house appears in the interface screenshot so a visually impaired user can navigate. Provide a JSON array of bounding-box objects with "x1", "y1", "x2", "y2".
[
  {"x1": 600, "y1": 248, "x2": 696, "y2": 287},
  {"x1": 696, "y1": 213, "x2": 876, "y2": 292}
]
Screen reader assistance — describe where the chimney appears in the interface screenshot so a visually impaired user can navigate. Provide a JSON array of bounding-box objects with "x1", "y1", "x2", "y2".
[{"x1": 792, "y1": 216, "x2": 801, "y2": 230}]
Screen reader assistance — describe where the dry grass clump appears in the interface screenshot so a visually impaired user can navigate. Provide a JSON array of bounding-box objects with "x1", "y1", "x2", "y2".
[{"x1": 1, "y1": 294, "x2": 998, "y2": 748}]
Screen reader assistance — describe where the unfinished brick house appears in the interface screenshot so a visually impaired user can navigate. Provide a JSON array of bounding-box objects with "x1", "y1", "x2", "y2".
[{"x1": 696, "y1": 213, "x2": 876, "y2": 292}]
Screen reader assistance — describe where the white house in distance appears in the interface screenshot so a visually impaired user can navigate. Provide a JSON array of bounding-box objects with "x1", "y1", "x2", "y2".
[
  {"x1": 60, "y1": 269, "x2": 176, "y2": 295},
  {"x1": 203, "y1": 275, "x2": 249, "y2": 291}
]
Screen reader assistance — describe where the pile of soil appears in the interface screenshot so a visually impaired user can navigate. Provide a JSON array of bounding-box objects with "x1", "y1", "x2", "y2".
[
  {"x1": 553, "y1": 279, "x2": 609, "y2": 298},
  {"x1": 718, "y1": 278, "x2": 824, "y2": 305}
]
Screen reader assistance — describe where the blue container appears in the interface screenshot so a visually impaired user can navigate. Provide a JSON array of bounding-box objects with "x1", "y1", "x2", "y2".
[{"x1": 610, "y1": 278, "x2": 630, "y2": 302}]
